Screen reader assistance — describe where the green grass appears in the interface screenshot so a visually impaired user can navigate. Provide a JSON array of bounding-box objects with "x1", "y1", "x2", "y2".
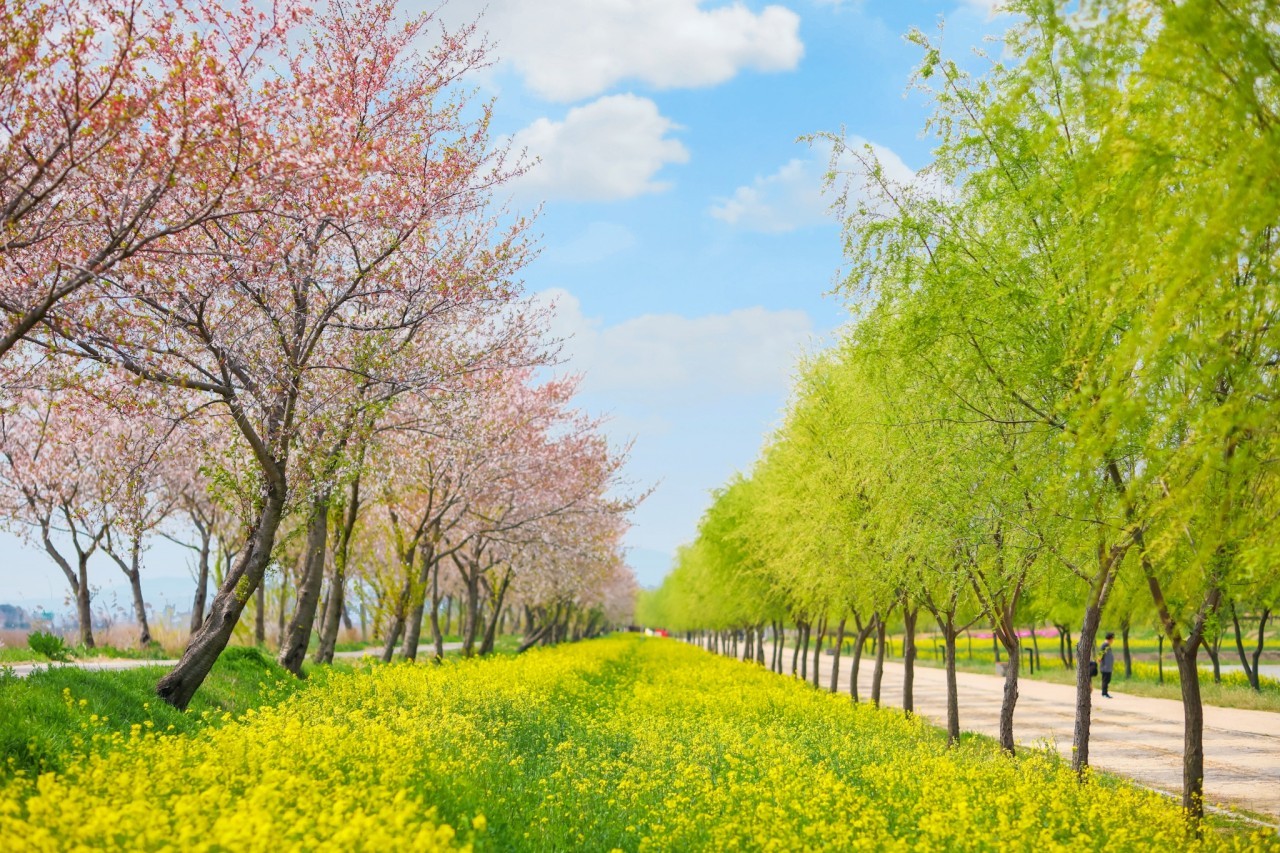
[{"x1": 0, "y1": 646, "x2": 302, "y2": 781}]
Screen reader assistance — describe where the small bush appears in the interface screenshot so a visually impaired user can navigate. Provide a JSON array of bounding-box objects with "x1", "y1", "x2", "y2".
[{"x1": 27, "y1": 631, "x2": 72, "y2": 662}]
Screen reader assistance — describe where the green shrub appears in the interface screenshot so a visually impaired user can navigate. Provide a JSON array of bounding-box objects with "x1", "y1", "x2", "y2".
[{"x1": 27, "y1": 631, "x2": 72, "y2": 662}]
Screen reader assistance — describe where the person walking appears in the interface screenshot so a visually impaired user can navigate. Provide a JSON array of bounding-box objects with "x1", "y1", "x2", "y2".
[{"x1": 1099, "y1": 632, "x2": 1116, "y2": 698}]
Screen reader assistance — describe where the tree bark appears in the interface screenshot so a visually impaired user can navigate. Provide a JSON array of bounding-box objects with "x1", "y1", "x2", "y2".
[
  {"x1": 1121, "y1": 619, "x2": 1132, "y2": 679},
  {"x1": 944, "y1": 626, "x2": 960, "y2": 745},
  {"x1": 829, "y1": 617, "x2": 846, "y2": 693},
  {"x1": 902, "y1": 604, "x2": 918, "y2": 714},
  {"x1": 254, "y1": 581, "x2": 265, "y2": 645},
  {"x1": 1071, "y1": 543, "x2": 1122, "y2": 777},
  {"x1": 811, "y1": 616, "x2": 826, "y2": 689},
  {"x1": 849, "y1": 616, "x2": 872, "y2": 703},
  {"x1": 316, "y1": 476, "x2": 360, "y2": 664},
  {"x1": 478, "y1": 571, "x2": 511, "y2": 656},
  {"x1": 871, "y1": 615, "x2": 887, "y2": 707},
  {"x1": 997, "y1": 627, "x2": 1020, "y2": 755},
  {"x1": 189, "y1": 522, "x2": 211, "y2": 634},
  {"x1": 277, "y1": 498, "x2": 329, "y2": 677},
  {"x1": 156, "y1": 486, "x2": 286, "y2": 710}
]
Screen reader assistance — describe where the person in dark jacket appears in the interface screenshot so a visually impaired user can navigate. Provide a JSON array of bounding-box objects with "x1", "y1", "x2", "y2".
[{"x1": 1099, "y1": 632, "x2": 1116, "y2": 698}]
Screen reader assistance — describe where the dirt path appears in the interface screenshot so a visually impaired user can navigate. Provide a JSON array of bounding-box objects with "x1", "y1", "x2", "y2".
[{"x1": 769, "y1": 645, "x2": 1280, "y2": 820}]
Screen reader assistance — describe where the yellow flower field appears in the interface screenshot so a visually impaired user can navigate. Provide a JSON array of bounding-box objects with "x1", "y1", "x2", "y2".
[{"x1": 0, "y1": 636, "x2": 1272, "y2": 851}]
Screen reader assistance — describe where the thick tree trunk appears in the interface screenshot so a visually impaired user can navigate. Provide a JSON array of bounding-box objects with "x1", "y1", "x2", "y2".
[
  {"x1": 1175, "y1": 643, "x2": 1206, "y2": 819},
  {"x1": 74, "y1": 571, "x2": 94, "y2": 649},
  {"x1": 157, "y1": 487, "x2": 286, "y2": 710},
  {"x1": 189, "y1": 525, "x2": 211, "y2": 634},
  {"x1": 829, "y1": 617, "x2": 846, "y2": 693},
  {"x1": 278, "y1": 499, "x2": 329, "y2": 677},
  {"x1": 902, "y1": 605, "x2": 917, "y2": 714}
]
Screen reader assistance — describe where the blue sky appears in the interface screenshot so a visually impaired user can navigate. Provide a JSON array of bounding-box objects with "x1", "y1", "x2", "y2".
[{"x1": 0, "y1": 0, "x2": 1007, "y2": 610}]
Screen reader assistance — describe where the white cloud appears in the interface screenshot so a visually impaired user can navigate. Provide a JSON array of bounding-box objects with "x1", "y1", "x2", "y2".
[
  {"x1": 508, "y1": 95, "x2": 689, "y2": 202},
  {"x1": 709, "y1": 137, "x2": 920, "y2": 233},
  {"x1": 444, "y1": 0, "x2": 803, "y2": 102},
  {"x1": 538, "y1": 288, "x2": 814, "y2": 403}
]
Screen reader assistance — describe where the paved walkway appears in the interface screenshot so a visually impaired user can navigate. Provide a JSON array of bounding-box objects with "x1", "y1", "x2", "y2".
[
  {"x1": 762, "y1": 645, "x2": 1280, "y2": 820},
  {"x1": 6, "y1": 643, "x2": 462, "y2": 677}
]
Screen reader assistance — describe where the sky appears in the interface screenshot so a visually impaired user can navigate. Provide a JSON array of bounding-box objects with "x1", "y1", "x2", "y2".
[{"x1": 0, "y1": 0, "x2": 1009, "y2": 613}]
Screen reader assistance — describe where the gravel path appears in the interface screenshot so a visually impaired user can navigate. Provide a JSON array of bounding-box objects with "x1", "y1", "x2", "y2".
[{"x1": 769, "y1": 645, "x2": 1280, "y2": 820}]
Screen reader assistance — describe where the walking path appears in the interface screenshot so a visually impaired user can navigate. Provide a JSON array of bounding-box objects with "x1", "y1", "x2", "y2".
[
  {"x1": 5, "y1": 643, "x2": 462, "y2": 678},
  {"x1": 769, "y1": 645, "x2": 1280, "y2": 820}
]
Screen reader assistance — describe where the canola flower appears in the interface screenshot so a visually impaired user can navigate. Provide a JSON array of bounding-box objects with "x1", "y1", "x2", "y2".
[{"x1": 0, "y1": 636, "x2": 1273, "y2": 851}]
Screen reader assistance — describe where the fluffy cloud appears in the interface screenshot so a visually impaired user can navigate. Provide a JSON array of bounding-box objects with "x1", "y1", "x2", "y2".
[
  {"x1": 443, "y1": 0, "x2": 803, "y2": 102},
  {"x1": 537, "y1": 288, "x2": 814, "y2": 403},
  {"x1": 709, "y1": 137, "x2": 919, "y2": 233},
  {"x1": 507, "y1": 95, "x2": 689, "y2": 202}
]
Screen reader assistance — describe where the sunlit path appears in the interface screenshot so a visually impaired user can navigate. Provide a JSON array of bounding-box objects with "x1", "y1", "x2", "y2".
[{"x1": 755, "y1": 644, "x2": 1280, "y2": 820}]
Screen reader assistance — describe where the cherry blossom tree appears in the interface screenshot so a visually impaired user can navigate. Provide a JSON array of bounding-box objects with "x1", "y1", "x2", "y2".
[
  {"x1": 0, "y1": 0, "x2": 303, "y2": 360},
  {"x1": 25, "y1": 0, "x2": 531, "y2": 707}
]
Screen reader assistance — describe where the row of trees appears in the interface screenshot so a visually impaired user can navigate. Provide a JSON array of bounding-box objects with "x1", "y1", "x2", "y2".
[
  {"x1": 641, "y1": 0, "x2": 1279, "y2": 820},
  {"x1": 0, "y1": 0, "x2": 636, "y2": 707}
]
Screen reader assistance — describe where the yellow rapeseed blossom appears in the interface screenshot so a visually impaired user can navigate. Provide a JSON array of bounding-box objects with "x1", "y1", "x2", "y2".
[{"x1": 0, "y1": 636, "x2": 1273, "y2": 851}]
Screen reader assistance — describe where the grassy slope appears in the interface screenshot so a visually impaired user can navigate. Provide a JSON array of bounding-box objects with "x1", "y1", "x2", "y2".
[{"x1": 0, "y1": 646, "x2": 303, "y2": 780}]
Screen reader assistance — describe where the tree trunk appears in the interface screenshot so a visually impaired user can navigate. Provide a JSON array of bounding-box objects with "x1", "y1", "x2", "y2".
[
  {"x1": 278, "y1": 499, "x2": 329, "y2": 677},
  {"x1": 902, "y1": 605, "x2": 918, "y2": 714},
  {"x1": 944, "y1": 626, "x2": 960, "y2": 745},
  {"x1": 254, "y1": 581, "x2": 266, "y2": 645},
  {"x1": 849, "y1": 618, "x2": 872, "y2": 703},
  {"x1": 1071, "y1": 547, "x2": 1121, "y2": 776},
  {"x1": 1175, "y1": 642, "x2": 1206, "y2": 819},
  {"x1": 156, "y1": 487, "x2": 286, "y2": 710},
  {"x1": 479, "y1": 572, "x2": 511, "y2": 656},
  {"x1": 829, "y1": 617, "x2": 846, "y2": 693},
  {"x1": 871, "y1": 615, "x2": 887, "y2": 707},
  {"x1": 799, "y1": 621, "x2": 811, "y2": 681},
  {"x1": 74, "y1": 569, "x2": 94, "y2": 649},
  {"x1": 998, "y1": 628, "x2": 1020, "y2": 755},
  {"x1": 316, "y1": 479, "x2": 360, "y2": 664},
  {"x1": 790, "y1": 622, "x2": 803, "y2": 676},
  {"x1": 189, "y1": 524, "x2": 211, "y2": 634},
  {"x1": 400, "y1": 549, "x2": 434, "y2": 661},
  {"x1": 127, "y1": 557, "x2": 151, "y2": 646},
  {"x1": 1121, "y1": 620, "x2": 1132, "y2": 679},
  {"x1": 811, "y1": 616, "x2": 826, "y2": 689},
  {"x1": 1231, "y1": 603, "x2": 1267, "y2": 692}
]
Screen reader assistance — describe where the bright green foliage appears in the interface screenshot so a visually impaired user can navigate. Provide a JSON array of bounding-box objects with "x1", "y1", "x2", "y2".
[{"x1": 646, "y1": 0, "x2": 1280, "y2": 817}]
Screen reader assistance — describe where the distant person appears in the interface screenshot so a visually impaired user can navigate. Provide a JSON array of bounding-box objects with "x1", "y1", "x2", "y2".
[{"x1": 1099, "y1": 632, "x2": 1116, "y2": 698}]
